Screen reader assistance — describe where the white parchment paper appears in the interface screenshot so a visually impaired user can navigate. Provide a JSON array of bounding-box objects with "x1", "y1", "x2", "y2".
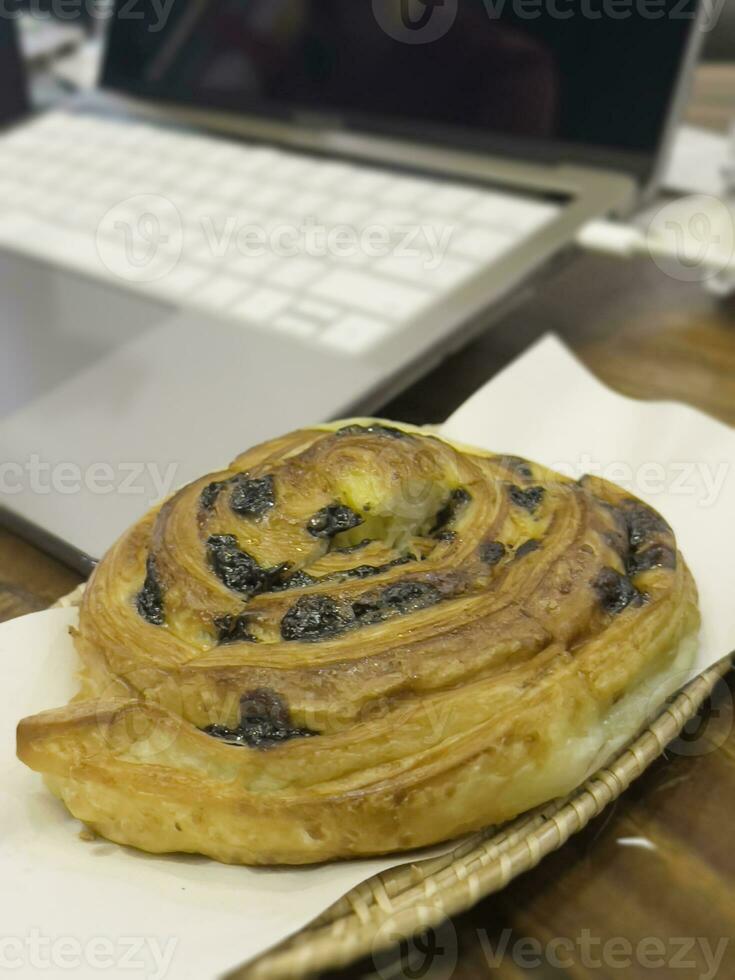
[{"x1": 1, "y1": 334, "x2": 733, "y2": 978}]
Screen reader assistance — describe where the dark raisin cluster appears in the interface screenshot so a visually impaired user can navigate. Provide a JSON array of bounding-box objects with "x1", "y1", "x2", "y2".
[
  {"x1": 593, "y1": 567, "x2": 642, "y2": 615},
  {"x1": 307, "y1": 504, "x2": 364, "y2": 539},
  {"x1": 203, "y1": 689, "x2": 316, "y2": 749},
  {"x1": 352, "y1": 581, "x2": 440, "y2": 625},
  {"x1": 620, "y1": 500, "x2": 676, "y2": 575},
  {"x1": 478, "y1": 540, "x2": 506, "y2": 566},
  {"x1": 281, "y1": 579, "x2": 441, "y2": 641},
  {"x1": 213, "y1": 613, "x2": 257, "y2": 644},
  {"x1": 508, "y1": 485, "x2": 546, "y2": 513},
  {"x1": 136, "y1": 555, "x2": 165, "y2": 626},
  {"x1": 207, "y1": 534, "x2": 287, "y2": 597},
  {"x1": 514, "y1": 540, "x2": 541, "y2": 560},
  {"x1": 431, "y1": 488, "x2": 471, "y2": 536},
  {"x1": 280, "y1": 595, "x2": 352, "y2": 642},
  {"x1": 229, "y1": 474, "x2": 275, "y2": 519}
]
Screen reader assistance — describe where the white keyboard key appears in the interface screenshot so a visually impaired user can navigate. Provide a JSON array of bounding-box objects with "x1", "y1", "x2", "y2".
[
  {"x1": 321, "y1": 315, "x2": 390, "y2": 354},
  {"x1": 450, "y1": 227, "x2": 515, "y2": 262},
  {"x1": 323, "y1": 199, "x2": 371, "y2": 225},
  {"x1": 471, "y1": 195, "x2": 559, "y2": 235},
  {"x1": 266, "y1": 257, "x2": 322, "y2": 289},
  {"x1": 363, "y1": 208, "x2": 416, "y2": 233},
  {"x1": 227, "y1": 252, "x2": 277, "y2": 279},
  {"x1": 272, "y1": 314, "x2": 318, "y2": 339},
  {"x1": 62, "y1": 202, "x2": 106, "y2": 231},
  {"x1": 375, "y1": 252, "x2": 474, "y2": 290},
  {"x1": 380, "y1": 178, "x2": 434, "y2": 207},
  {"x1": 294, "y1": 299, "x2": 341, "y2": 322},
  {"x1": 310, "y1": 269, "x2": 429, "y2": 320},
  {"x1": 250, "y1": 185, "x2": 287, "y2": 210},
  {"x1": 144, "y1": 262, "x2": 210, "y2": 300},
  {"x1": 427, "y1": 185, "x2": 479, "y2": 214},
  {"x1": 341, "y1": 171, "x2": 390, "y2": 198},
  {"x1": 268, "y1": 156, "x2": 312, "y2": 181},
  {"x1": 230, "y1": 287, "x2": 292, "y2": 324},
  {"x1": 279, "y1": 191, "x2": 329, "y2": 220},
  {"x1": 193, "y1": 275, "x2": 247, "y2": 310},
  {"x1": 27, "y1": 190, "x2": 68, "y2": 218},
  {"x1": 300, "y1": 161, "x2": 354, "y2": 188},
  {"x1": 177, "y1": 169, "x2": 213, "y2": 193},
  {"x1": 214, "y1": 176, "x2": 258, "y2": 202}
]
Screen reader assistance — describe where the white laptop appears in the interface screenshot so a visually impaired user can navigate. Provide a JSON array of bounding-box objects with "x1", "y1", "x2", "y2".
[{"x1": 0, "y1": 1, "x2": 705, "y2": 569}]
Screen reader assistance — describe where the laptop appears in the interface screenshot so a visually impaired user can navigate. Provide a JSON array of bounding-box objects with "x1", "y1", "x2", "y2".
[
  {"x1": 0, "y1": 1, "x2": 704, "y2": 571},
  {"x1": 0, "y1": 19, "x2": 28, "y2": 129}
]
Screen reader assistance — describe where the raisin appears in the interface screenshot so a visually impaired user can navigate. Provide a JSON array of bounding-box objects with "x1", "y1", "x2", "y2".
[
  {"x1": 200, "y1": 480, "x2": 225, "y2": 511},
  {"x1": 276, "y1": 569, "x2": 319, "y2": 591},
  {"x1": 207, "y1": 535, "x2": 287, "y2": 597},
  {"x1": 344, "y1": 555, "x2": 414, "y2": 580},
  {"x1": 382, "y1": 581, "x2": 440, "y2": 613},
  {"x1": 627, "y1": 544, "x2": 676, "y2": 575},
  {"x1": 515, "y1": 540, "x2": 541, "y2": 560},
  {"x1": 621, "y1": 500, "x2": 670, "y2": 549},
  {"x1": 307, "y1": 504, "x2": 363, "y2": 539},
  {"x1": 214, "y1": 614, "x2": 257, "y2": 644},
  {"x1": 230, "y1": 474, "x2": 275, "y2": 519},
  {"x1": 509, "y1": 485, "x2": 545, "y2": 513},
  {"x1": 281, "y1": 595, "x2": 353, "y2": 642},
  {"x1": 354, "y1": 581, "x2": 440, "y2": 625},
  {"x1": 352, "y1": 597, "x2": 384, "y2": 625},
  {"x1": 479, "y1": 540, "x2": 506, "y2": 565},
  {"x1": 136, "y1": 555, "x2": 164, "y2": 626},
  {"x1": 431, "y1": 488, "x2": 471, "y2": 536},
  {"x1": 203, "y1": 689, "x2": 316, "y2": 749},
  {"x1": 593, "y1": 567, "x2": 641, "y2": 615},
  {"x1": 435, "y1": 531, "x2": 457, "y2": 543}
]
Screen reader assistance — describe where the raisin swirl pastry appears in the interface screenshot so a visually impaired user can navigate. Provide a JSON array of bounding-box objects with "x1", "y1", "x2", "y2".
[{"x1": 17, "y1": 420, "x2": 699, "y2": 865}]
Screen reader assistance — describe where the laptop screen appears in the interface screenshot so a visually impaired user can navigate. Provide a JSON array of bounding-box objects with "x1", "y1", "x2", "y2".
[
  {"x1": 102, "y1": 0, "x2": 701, "y2": 178},
  {"x1": 0, "y1": 19, "x2": 28, "y2": 128}
]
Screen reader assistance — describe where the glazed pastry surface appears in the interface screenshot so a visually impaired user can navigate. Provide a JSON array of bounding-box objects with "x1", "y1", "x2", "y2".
[{"x1": 17, "y1": 420, "x2": 699, "y2": 864}]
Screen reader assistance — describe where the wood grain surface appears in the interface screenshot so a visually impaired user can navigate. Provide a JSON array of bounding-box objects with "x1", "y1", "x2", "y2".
[{"x1": 2, "y1": 66, "x2": 735, "y2": 980}]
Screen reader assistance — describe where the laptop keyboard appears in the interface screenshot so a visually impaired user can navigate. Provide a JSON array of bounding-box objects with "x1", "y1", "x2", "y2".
[{"x1": 0, "y1": 111, "x2": 560, "y2": 355}]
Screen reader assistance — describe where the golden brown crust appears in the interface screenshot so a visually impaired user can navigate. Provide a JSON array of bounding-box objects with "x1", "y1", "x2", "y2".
[{"x1": 17, "y1": 419, "x2": 700, "y2": 864}]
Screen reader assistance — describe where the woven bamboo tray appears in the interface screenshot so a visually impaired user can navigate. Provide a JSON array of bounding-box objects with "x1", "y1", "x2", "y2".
[{"x1": 53, "y1": 584, "x2": 732, "y2": 980}]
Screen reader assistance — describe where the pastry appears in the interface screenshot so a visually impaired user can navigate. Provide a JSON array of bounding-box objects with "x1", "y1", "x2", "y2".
[{"x1": 17, "y1": 420, "x2": 700, "y2": 864}]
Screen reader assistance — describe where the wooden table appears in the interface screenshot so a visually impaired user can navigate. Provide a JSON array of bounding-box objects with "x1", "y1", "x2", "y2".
[{"x1": 3, "y1": 67, "x2": 735, "y2": 980}]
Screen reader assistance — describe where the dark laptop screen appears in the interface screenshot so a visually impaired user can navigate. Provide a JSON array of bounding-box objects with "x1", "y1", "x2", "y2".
[
  {"x1": 103, "y1": 0, "x2": 701, "y2": 174},
  {"x1": 0, "y1": 19, "x2": 28, "y2": 128}
]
